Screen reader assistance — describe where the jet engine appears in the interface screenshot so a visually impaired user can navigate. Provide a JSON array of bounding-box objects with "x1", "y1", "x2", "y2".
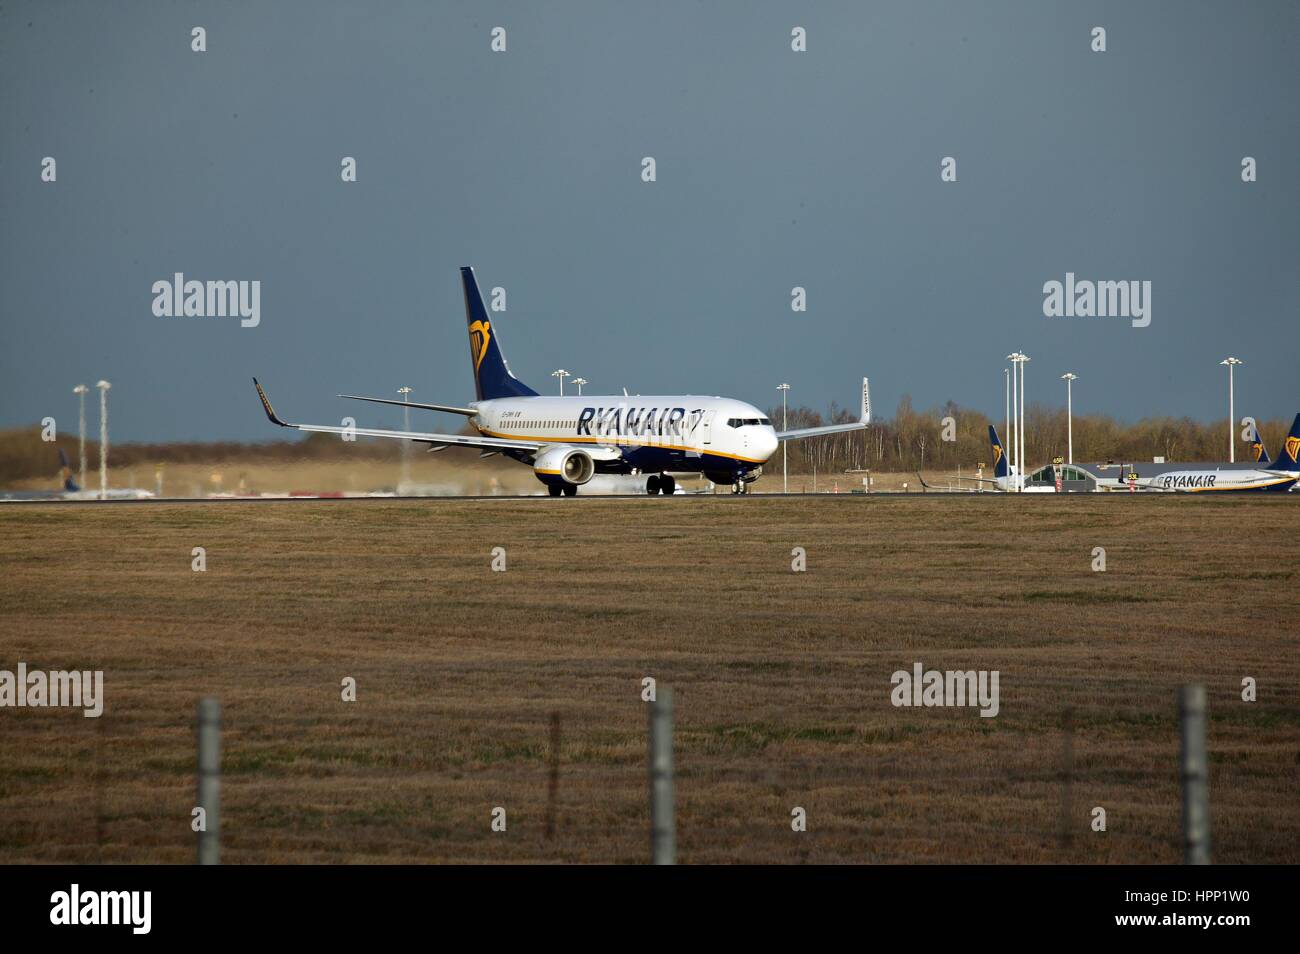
[{"x1": 533, "y1": 445, "x2": 595, "y2": 486}]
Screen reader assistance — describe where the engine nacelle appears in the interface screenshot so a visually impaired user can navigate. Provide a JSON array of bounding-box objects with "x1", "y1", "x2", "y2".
[{"x1": 533, "y1": 445, "x2": 595, "y2": 486}]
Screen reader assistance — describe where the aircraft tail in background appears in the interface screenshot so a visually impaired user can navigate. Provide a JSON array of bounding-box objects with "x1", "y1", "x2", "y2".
[
  {"x1": 1248, "y1": 431, "x2": 1270, "y2": 465},
  {"x1": 988, "y1": 425, "x2": 1011, "y2": 480},
  {"x1": 58, "y1": 448, "x2": 79, "y2": 492},
  {"x1": 1269, "y1": 413, "x2": 1300, "y2": 472}
]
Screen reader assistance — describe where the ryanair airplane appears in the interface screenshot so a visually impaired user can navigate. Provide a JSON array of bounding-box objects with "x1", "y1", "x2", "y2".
[
  {"x1": 1094, "y1": 415, "x2": 1299, "y2": 493},
  {"x1": 1129, "y1": 419, "x2": 1299, "y2": 493},
  {"x1": 940, "y1": 420, "x2": 1299, "y2": 493},
  {"x1": 929, "y1": 425, "x2": 1021, "y2": 492},
  {"x1": 254, "y1": 267, "x2": 869, "y2": 495}
]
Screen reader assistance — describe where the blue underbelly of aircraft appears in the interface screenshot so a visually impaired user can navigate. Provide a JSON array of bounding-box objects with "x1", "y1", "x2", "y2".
[
  {"x1": 505, "y1": 445, "x2": 761, "y2": 479},
  {"x1": 620, "y1": 446, "x2": 757, "y2": 476}
]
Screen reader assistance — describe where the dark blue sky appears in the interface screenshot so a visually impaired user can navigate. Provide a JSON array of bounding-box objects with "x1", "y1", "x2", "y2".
[{"x1": 2, "y1": 1, "x2": 1296, "y2": 442}]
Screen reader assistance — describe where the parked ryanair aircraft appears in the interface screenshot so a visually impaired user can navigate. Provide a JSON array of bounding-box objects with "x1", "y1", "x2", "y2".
[
  {"x1": 0, "y1": 449, "x2": 155, "y2": 502},
  {"x1": 1071, "y1": 415, "x2": 1299, "y2": 493},
  {"x1": 1125, "y1": 417, "x2": 1299, "y2": 492},
  {"x1": 927, "y1": 425, "x2": 1020, "y2": 492},
  {"x1": 254, "y1": 267, "x2": 869, "y2": 495},
  {"x1": 937, "y1": 420, "x2": 1299, "y2": 494}
]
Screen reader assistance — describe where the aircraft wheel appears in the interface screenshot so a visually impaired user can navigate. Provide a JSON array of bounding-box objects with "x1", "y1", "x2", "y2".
[
  {"x1": 647, "y1": 475, "x2": 662, "y2": 495},
  {"x1": 731, "y1": 480, "x2": 743, "y2": 495},
  {"x1": 548, "y1": 485, "x2": 562, "y2": 497},
  {"x1": 662, "y1": 476, "x2": 676, "y2": 495},
  {"x1": 563, "y1": 484, "x2": 577, "y2": 497}
]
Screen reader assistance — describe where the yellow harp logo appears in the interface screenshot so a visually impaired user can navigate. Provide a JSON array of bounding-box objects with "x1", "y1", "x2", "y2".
[
  {"x1": 468, "y1": 320, "x2": 491, "y2": 373},
  {"x1": 993, "y1": 444, "x2": 1003, "y2": 468},
  {"x1": 1286, "y1": 435, "x2": 1300, "y2": 462}
]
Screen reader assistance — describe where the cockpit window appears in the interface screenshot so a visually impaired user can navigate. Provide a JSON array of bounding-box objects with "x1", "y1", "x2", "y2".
[{"x1": 726, "y1": 417, "x2": 771, "y2": 428}]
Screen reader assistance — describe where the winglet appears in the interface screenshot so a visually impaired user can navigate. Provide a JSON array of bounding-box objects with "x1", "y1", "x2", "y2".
[
  {"x1": 861, "y1": 377, "x2": 871, "y2": 424},
  {"x1": 253, "y1": 377, "x2": 289, "y2": 427}
]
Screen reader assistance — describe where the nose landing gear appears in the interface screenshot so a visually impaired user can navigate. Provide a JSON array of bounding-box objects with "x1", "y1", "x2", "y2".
[{"x1": 731, "y1": 473, "x2": 757, "y2": 495}]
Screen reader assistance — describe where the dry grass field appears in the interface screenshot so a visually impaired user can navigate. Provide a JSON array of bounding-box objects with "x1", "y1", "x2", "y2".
[{"x1": 1, "y1": 495, "x2": 1297, "y2": 864}]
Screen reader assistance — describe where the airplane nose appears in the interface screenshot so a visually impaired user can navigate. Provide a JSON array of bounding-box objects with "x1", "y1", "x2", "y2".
[{"x1": 759, "y1": 429, "x2": 779, "y2": 460}]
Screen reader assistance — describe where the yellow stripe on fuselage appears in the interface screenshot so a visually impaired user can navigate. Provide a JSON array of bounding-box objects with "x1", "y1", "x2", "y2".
[
  {"x1": 477, "y1": 428, "x2": 767, "y2": 464},
  {"x1": 1183, "y1": 477, "x2": 1295, "y2": 492}
]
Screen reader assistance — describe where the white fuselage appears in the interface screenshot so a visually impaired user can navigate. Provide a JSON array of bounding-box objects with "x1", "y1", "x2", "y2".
[
  {"x1": 471, "y1": 394, "x2": 779, "y2": 473},
  {"x1": 1133, "y1": 467, "x2": 1297, "y2": 493}
]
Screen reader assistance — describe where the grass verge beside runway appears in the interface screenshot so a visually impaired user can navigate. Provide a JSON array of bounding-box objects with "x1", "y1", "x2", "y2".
[{"x1": 1, "y1": 495, "x2": 1297, "y2": 863}]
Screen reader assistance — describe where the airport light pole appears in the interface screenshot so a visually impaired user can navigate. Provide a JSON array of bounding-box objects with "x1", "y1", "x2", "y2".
[
  {"x1": 1006, "y1": 354, "x2": 1020, "y2": 490},
  {"x1": 1003, "y1": 368, "x2": 1010, "y2": 467},
  {"x1": 777, "y1": 383, "x2": 790, "y2": 494},
  {"x1": 95, "y1": 380, "x2": 111, "y2": 500},
  {"x1": 551, "y1": 369, "x2": 570, "y2": 396},
  {"x1": 1061, "y1": 373, "x2": 1077, "y2": 465},
  {"x1": 573, "y1": 377, "x2": 587, "y2": 396},
  {"x1": 73, "y1": 384, "x2": 88, "y2": 491},
  {"x1": 1018, "y1": 353, "x2": 1030, "y2": 491},
  {"x1": 1220, "y1": 357, "x2": 1242, "y2": 463},
  {"x1": 397, "y1": 386, "x2": 413, "y2": 490}
]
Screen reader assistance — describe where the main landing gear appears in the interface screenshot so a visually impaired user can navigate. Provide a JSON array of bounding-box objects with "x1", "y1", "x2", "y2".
[
  {"x1": 646, "y1": 474, "x2": 676, "y2": 495},
  {"x1": 548, "y1": 484, "x2": 578, "y2": 497}
]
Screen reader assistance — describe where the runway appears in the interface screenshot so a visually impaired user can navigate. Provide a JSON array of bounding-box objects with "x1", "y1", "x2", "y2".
[
  {"x1": 3, "y1": 490, "x2": 1296, "y2": 505},
  {"x1": 0, "y1": 491, "x2": 1174, "y2": 505}
]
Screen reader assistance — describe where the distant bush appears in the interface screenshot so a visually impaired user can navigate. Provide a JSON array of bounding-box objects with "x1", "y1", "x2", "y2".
[{"x1": 0, "y1": 427, "x2": 406, "y2": 482}]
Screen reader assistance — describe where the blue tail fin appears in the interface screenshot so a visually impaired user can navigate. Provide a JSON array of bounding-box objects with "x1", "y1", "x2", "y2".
[
  {"x1": 460, "y1": 266, "x2": 537, "y2": 401},
  {"x1": 1272, "y1": 413, "x2": 1300, "y2": 471},
  {"x1": 58, "y1": 448, "x2": 79, "y2": 492},
  {"x1": 988, "y1": 425, "x2": 1009, "y2": 479},
  {"x1": 1248, "y1": 428, "x2": 1270, "y2": 465}
]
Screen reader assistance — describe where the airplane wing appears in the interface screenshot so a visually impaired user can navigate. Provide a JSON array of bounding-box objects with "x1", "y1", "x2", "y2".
[
  {"x1": 1100, "y1": 481, "x2": 1168, "y2": 493},
  {"x1": 337, "y1": 394, "x2": 478, "y2": 416},
  {"x1": 254, "y1": 379, "x2": 542, "y2": 453},
  {"x1": 777, "y1": 377, "x2": 871, "y2": 441},
  {"x1": 917, "y1": 471, "x2": 979, "y2": 492}
]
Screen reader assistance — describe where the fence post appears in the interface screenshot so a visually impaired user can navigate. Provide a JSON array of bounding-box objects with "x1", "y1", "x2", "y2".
[
  {"x1": 649, "y1": 687, "x2": 675, "y2": 865},
  {"x1": 197, "y1": 697, "x2": 221, "y2": 865},
  {"x1": 1178, "y1": 685, "x2": 1210, "y2": 865},
  {"x1": 94, "y1": 715, "x2": 106, "y2": 862}
]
